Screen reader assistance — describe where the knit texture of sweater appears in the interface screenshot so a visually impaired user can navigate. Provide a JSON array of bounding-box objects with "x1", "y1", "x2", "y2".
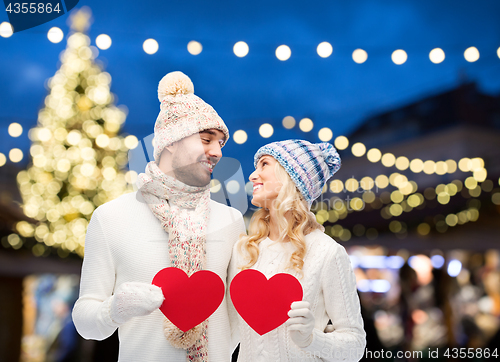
[
  {"x1": 229, "y1": 229, "x2": 366, "y2": 362},
  {"x1": 72, "y1": 191, "x2": 245, "y2": 362}
]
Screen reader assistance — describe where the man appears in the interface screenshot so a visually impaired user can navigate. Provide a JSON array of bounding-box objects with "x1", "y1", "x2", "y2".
[{"x1": 72, "y1": 71, "x2": 245, "y2": 361}]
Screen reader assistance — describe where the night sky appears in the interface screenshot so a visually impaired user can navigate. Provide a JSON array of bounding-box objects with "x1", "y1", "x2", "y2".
[{"x1": 1, "y1": 0, "x2": 500, "y2": 178}]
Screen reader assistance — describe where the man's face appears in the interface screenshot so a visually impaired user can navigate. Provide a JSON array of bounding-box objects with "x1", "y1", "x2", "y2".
[{"x1": 170, "y1": 129, "x2": 225, "y2": 187}]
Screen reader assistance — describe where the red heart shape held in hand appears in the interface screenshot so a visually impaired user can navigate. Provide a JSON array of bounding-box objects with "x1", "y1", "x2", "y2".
[
  {"x1": 152, "y1": 267, "x2": 224, "y2": 332},
  {"x1": 230, "y1": 269, "x2": 303, "y2": 335}
]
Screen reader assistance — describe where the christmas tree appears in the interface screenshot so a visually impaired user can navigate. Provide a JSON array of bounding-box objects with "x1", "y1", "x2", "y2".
[{"x1": 16, "y1": 7, "x2": 138, "y2": 258}]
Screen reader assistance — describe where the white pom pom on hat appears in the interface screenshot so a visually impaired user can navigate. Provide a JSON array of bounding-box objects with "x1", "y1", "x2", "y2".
[{"x1": 157, "y1": 71, "x2": 195, "y2": 102}]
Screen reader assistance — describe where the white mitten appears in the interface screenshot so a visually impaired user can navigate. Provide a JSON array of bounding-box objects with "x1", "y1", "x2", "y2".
[
  {"x1": 285, "y1": 301, "x2": 315, "y2": 348},
  {"x1": 109, "y1": 282, "x2": 164, "y2": 325}
]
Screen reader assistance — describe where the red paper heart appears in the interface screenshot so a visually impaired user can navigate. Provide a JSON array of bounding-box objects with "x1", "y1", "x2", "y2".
[
  {"x1": 152, "y1": 267, "x2": 224, "y2": 332},
  {"x1": 230, "y1": 269, "x2": 303, "y2": 335}
]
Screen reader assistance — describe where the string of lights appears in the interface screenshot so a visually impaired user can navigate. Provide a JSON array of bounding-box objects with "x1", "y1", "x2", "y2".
[
  {"x1": 317, "y1": 188, "x2": 490, "y2": 242},
  {"x1": 320, "y1": 171, "x2": 499, "y2": 240},
  {"x1": 324, "y1": 202, "x2": 483, "y2": 243},
  {"x1": 316, "y1": 173, "x2": 496, "y2": 223},
  {"x1": 2, "y1": 22, "x2": 500, "y2": 64}
]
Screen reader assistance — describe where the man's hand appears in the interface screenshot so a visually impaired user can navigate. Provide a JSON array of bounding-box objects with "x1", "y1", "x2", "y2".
[
  {"x1": 285, "y1": 301, "x2": 315, "y2": 348},
  {"x1": 109, "y1": 282, "x2": 164, "y2": 325}
]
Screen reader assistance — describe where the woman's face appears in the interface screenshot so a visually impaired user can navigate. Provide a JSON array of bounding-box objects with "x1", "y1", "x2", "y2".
[{"x1": 249, "y1": 155, "x2": 283, "y2": 209}]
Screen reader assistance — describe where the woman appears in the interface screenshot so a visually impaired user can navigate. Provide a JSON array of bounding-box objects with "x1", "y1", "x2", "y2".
[{"x1": 230, "y1": 139, "x2": 366, "y2": 361}]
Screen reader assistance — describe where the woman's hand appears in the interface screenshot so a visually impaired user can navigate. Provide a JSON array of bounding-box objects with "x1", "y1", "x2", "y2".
[{"x1": 285, "y1": 301, "x2": 315, "y2": 348}]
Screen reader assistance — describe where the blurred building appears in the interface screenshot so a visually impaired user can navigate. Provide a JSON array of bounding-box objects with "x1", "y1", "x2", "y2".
[
  {"x1": 326, "y1": 81, "x2": 500, "y2": 357},
  {"x1": 329, "y1": 81, "x2": 500, "y2": 251}
]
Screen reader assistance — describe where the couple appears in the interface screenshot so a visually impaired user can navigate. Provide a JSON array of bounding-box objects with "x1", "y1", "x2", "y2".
[{"x1": 72, "y1": 71, "x2": 366, "y2": 361}]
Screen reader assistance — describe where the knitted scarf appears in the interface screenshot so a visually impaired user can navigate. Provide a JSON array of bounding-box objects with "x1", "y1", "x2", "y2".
[{"x1": 137, "y1": 160, "x2": 211, "y2": 362}]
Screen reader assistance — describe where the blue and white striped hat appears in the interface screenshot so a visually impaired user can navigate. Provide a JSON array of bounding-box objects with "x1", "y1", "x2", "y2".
[{"x1": 253, "y1": 139, "x2": 341, "y2": 206}]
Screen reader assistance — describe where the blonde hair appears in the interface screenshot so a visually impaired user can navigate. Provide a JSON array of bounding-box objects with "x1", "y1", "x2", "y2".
[{"x1": 238, "y1": 162, "x2": 324, "y2": 277}]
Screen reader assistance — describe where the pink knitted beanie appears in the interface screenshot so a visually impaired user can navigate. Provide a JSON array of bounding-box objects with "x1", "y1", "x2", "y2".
[{"x1": 153, "y1": 71, "x2": 230, "y2": 163}]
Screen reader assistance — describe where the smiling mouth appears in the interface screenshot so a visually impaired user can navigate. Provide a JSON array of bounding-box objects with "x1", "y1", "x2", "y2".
[
  {"x1": 199, "y1": 161, "x2": 214, "y2": 173},
  {"x1": 253, "y1": 184, "x2": 263, "y2": 193}
]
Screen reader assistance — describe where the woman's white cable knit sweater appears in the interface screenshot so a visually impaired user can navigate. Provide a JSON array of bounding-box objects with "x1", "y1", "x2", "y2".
[
  {"x1": 229, "y1": 229, "x2": 366, "y2": 362},
  {"x1": 72, "y1": 191, "x2": 245, "y2": 362}
]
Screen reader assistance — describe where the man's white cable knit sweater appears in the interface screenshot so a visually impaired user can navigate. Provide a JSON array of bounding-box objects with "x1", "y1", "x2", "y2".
[
  {"x1": 72, "y1": 191, "x2": 245, "y2": 362},
  {"x1": 229, "y1": 229, "x2": 366, "y2": 362}
]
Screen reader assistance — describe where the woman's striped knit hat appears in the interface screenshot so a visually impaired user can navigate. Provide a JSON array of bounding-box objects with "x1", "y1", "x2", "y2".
[{"x1": 254, "y1": 139, "x2": 341, "y2": 206}]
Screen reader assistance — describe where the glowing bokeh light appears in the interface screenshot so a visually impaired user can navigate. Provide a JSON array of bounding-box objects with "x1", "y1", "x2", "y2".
[
  {"x1": 431, "y1": 255, "x2": 445, "y2": 269},
  {"x1": 352, "y1": 49, "x2": 368, "y2": 64},
  {"x1": 210, "y1": 179, "x2": 221, "y2": 193},
  {"x1": 392, "y1": 49, "x2": 407, "y2": 65},
  {"x1": 233, "y1": 130, "x2": 248, "y2": 144},
  {"x1": 9, "y1": 148, "x2": 23, "y2": 163},
  {"x1": 367, "y1": 148, "x2": 382, "y2": 163},
  {"x1": 96, "y1": 34, "x2": 112, "y2": 50},
  {"x1": 0, "y1": 22, "x2": 13, "y2": 38},
  {"x1": 464, "y1": 47, "x2": 479, "y2": 62},
  {"x1": 259, "y1": 123, "x2": 274, "y2": 138},
  {"x1": 187, "y1": 40, "x2": 203, "y2": 55},
  {"x1": 143, "y1": 39, "x2": 159, "y2": 54},
  {"x1": 276, "y1": 45, "x2": 291, "y2": 61},
  {"x1": 124, "y1": 135, "x2": 139, "y2": 149},
  {"x1": 226, "y1": 180, "x2": 240, "y2": 194},
  {"x1": 375, "y1": 175, "x2": 389, "y2": 189},
  {"x1": 318, "y1": 128, "x2": 333, "y2": 141},
  {"x1": 317, "y1": 42, "x2": 333, "y2": 58},
  {"x1": 8, "y1": 122, "x2": 23, "y2": 137},
  {"x1": 395, "y1": 156, "x2": 409, "y2": 170},
  {"x1": 371, "y1": 280, "x2": 391, "y2": 293},
  {"x1": 381, "y1": 153, "x2": 396, "y2": 167},
  {"x1": 299, "y1": 118, "x2": 313, "y2": 132},
  {"x1": 47, "y1": 27, "x2": 64, "y2": 43},
  {"x1": 233, "y1": 41, "x2": 249, "y2": 57},
  {"x1": 351, "y1": 142, "x2": 366, "y2": 157},
  {"x1": 429, "y1": 48, "x2": 445, "y2": 64},
  {"x1": 282, "y1": 116, "x2": 296, "y2": 129},
  {"x1": 334, "y1": 136, "x2": 348, "y2": 150},
  {"x1": 447, "y1": 260, "x2": 462, "y2": 277}
]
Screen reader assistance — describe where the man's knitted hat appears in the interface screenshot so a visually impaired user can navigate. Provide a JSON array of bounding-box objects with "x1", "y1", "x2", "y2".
[
  {"x1": 153, "y1": 71, "x2": 230, "y2": 163},
  {"x1": 254, "y1": 139, "x2": 341, "y2": 206}
]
